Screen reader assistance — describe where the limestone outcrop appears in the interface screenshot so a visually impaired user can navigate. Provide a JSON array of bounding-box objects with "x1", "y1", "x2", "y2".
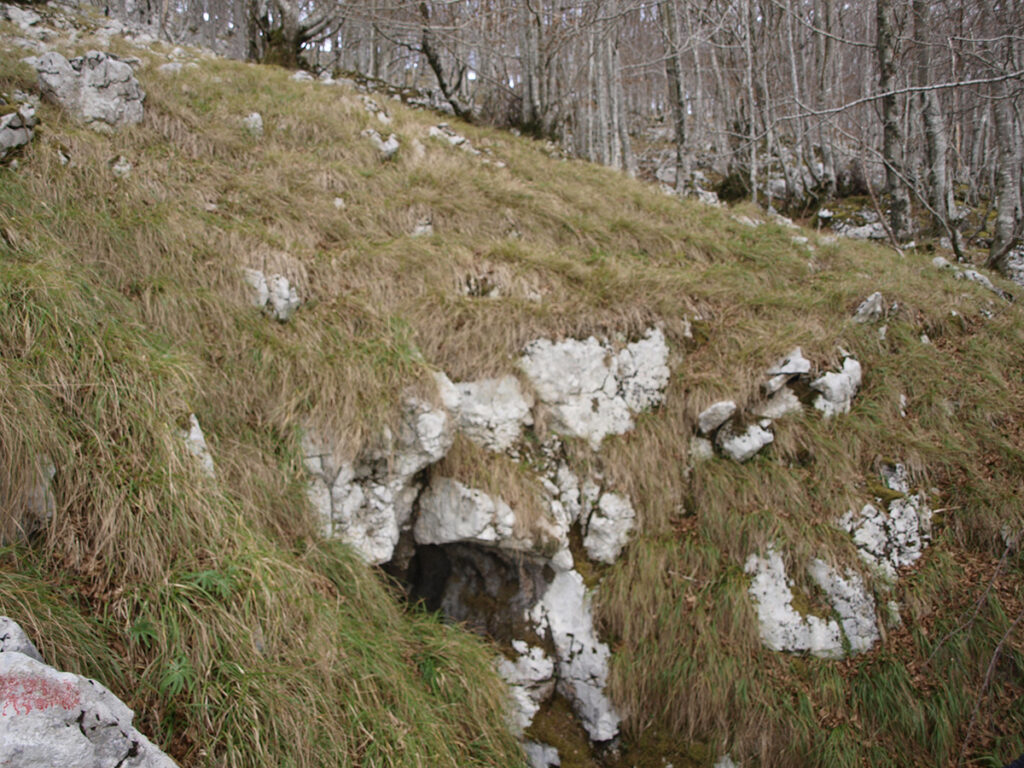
[
  {"x1": 839, "y1": 463, "x2": 931, "y2": 580},
  {"x1": 0, "y1": 617, "x2": 177, "y2": 768},
  {"x1": 528, "y1": 570, "x2": 621, "y2": 741},
  {"x1": 744, "y1": 547, "x2": 878, "y2": 659},
  {"x1": 32, "y1": 51, "x2": 144, "y2": 132},
  {"x1": 519, "y1": 328, "x2": 670, "y2": 449}
]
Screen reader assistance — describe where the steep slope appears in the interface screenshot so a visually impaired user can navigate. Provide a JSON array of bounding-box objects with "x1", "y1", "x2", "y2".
[{"x1": 2, "y1": 6, "x2": 1024, "y2": 767}]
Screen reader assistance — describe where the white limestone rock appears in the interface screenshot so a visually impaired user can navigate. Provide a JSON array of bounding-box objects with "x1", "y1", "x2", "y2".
[
  {"x1": 267, "y1": 274, "x2": 300, "y2": 321},
  {"x1": 745, "y1": 547, "x2": 842, "y2": 658},
  {"x1": 582, "y1": 492, "x2": 636, "y2": 564},
  {"x1": 752, "y1": 387, "x2": 803, "y2": 420},
  {"x1": 414, "y1": 477, "x2": 516, "y2": 547},
  {"x1": 360, "y1": 95, "x2": 391, "y2": 124},
  {"x1": 697, "y1": 400, "x2": 736, "y2": 435},
  {"x1": 180, "y1": 413, "x2": 215, "y2": 477},
  {"x1": 497, "y1": 640, "x2": 556, "y2": 734},
  {"x1": 242, "y1": 268, "x2": 300, "y2": 321},
  {"x1": 303, "y1": 375, "x2": 457, "y2": 564},
  {"x1": 242, "y1": 111, "x2": 263, "y2": 137},
  {"x1": 520, "y1": 328, "x2": 669, "y2": 450},
  {"x1": 429, "y1": 124, "x2": 467, "y2": 146},
  {"x1": 529, "y1": 570, "x2": 620, "y2": 742},
  {"x1": 806, "y1": 559, "x2": 879, "y2": 654},
  {"x1": 0, "y1": 103, "x2": 38, "y2": 161},
  {"x1": 111, "y1": 155, "x2": 132, "y2": 178},
  {"x1": 745, "y1": 548, "x2": 879, "y2": 658},
  {"x1": 0, "y1": 616, "x2": 43, "y2": 662},
  {"x1": 33, "y1": 51, "x2": 144, "y2": 132},
  {"x1": 242, "y1": 267, "x2": 269, "y2": 308},
  {"x1": 0, "y1": 620, "x2": 177, "y2": 768},
  {"x1": 290, "y1": 70, "x2": 314, "y2": 82},
  {"x1": 362, "y1": 128, "x2": 400, "y2": 160},
  {"x1": 839, "y1": 464, "x2": 931, "y2": 580},
  {"x1": 524, "y1": 742, "x2": 561, "y2": 768},
  {"x1": 853, "y1": 292, "x2": 885, "y2": 323},
  {"x1": 716, "y1": 422, "x2": 773, "y2": 462},
  {"x1": 764, "y1": 346, "x2": 811, "y2": 394},
  {"x1": 157, "y1": 62, "x2": 183, "y2": 75},
  {"x1": 451, "y1": 375, "x2": 534, "y2": 452},
  {"x1": 811, "y1": 357, "x2": 862, "y2": 418},
  {"x1": 411, "y1": 217, "x2": 433, "y2": 237}
]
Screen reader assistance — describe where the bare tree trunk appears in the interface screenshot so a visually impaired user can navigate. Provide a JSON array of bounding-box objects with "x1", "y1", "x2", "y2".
[
  {"x1": 913, "y1": 0, "x2": 959, "y2": 250},
  {"x1": 661, "y1": 0, "x2": 687, "y2": 190},
  {"x1": 613, "y1": 40, "x2": 636, "y2": 176},
  {"x1": 876, "y1": 0, "x2": 910, "y2": 239},
  {"x1": 987, "y1": 78, "x2": 1021, "y2": 269},
  {"x1": 743, "y1": 0, "x2": 758, "y2": 205}
]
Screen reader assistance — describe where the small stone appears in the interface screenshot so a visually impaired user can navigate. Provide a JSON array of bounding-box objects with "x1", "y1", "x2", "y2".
[
  {"x1": 110, "y1": 155, "x2": 131, "y2": 178},
  {"x1": 290, "y1": 70, "x2": 314, "y2": 82},
  {"x1": 853, "y1": 292, "x2": 885, "y2": 323},
  {"x1": 332, "y1": 197, "x2": 346, "y2": 209},
  {"x1": 362, "y1": 128, "x2": 400, "y2": 160},
  {"x1": 697, "y1": 400, "x2": 737, "y2": 435},
  {"x1": 242, "y1": 111, "x2": 263, "y2": 137},
  {"x1": 716, "y1": 422, "x2": 773, "y2": 462}
]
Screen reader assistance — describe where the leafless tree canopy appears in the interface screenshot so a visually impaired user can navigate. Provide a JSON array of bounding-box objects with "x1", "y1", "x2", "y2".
[{"x1": 106, "y1": 0, "x2": 1023, "y2": 262}]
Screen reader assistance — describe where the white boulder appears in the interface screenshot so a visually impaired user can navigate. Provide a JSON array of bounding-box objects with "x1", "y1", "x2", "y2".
[
  {"x1": 752, "y1": 387, "x2": 803, "y2": 420},
  {"x1": 414, "y1": 477, "x2": 516, "y2": 548},
  {"x1": 242, "y1": 268, "x2": 300, "y2": 322},
  {"x1": 697, "y1": 401, "x2": 736, "y2": 435},
  {"x1": 0, "y1": 616, "x2": 43, "y2": 662},
  {"x1": 33, "y1": 51, "x2": 144, "y2": 132},
  {"x1": 811, "y1": 357, "x2": 862, "y2": 417},
  {"x1": 0, "y1": 103, "x2": 38, "y2": 161},
  {"x1": 242, "y1": 112, "x2": 263, "y2": 137},
  {"x1": 764, "y1": 347, "x2": 811, "y2": 394},
  {"x1": 496, "y1": 640, "x2": 556, "y2": 734},
  {"x1": 524, "y1": 742, "x2": 561, "y2": 768},
  {"x1": 716, "y1": 422, "x2": 773, "y2": 462},
  {"x1": 303, "y1": 376, "x2": 457, "y2": 564},
  {"x1": 362, "y1": 129, "x2": 400, "y2": 160}
]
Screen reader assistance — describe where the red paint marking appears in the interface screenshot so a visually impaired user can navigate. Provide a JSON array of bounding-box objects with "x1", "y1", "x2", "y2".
[{"x1": 0, "y1": 673, "x2": 80, "y2": 716}]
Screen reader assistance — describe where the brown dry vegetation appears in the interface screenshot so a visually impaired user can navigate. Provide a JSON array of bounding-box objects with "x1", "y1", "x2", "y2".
[{"x1": 1, "y1": 10, "x2": 1024, "y2": 768}]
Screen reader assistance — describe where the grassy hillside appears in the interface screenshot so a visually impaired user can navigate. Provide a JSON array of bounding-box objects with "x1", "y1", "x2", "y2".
[{"x1": 2, "y1": 9, "x2": 1023, "y2": 767}]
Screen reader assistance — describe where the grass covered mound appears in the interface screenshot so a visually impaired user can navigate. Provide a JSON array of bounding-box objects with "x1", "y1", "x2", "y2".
[{"x1": 2, "y1": 8, "x2": 1024, "y2": 767}]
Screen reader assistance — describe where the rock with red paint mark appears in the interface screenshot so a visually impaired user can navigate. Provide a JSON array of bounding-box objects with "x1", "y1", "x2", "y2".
[{"x1": 0, "y1": 618, "x2": 176, "y2": 767}]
